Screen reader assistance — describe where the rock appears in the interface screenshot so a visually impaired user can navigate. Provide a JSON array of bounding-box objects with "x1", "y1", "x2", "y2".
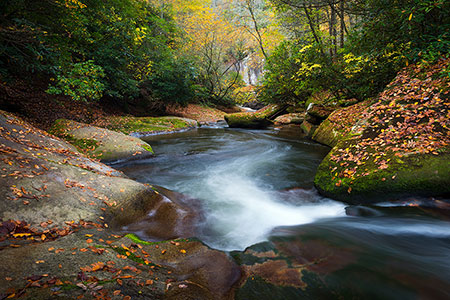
[
  {"x1": 274, "y1": 113, "x2": 305, "y2": 125},
  {"x1": 300, "y1": 120, "x2": 318, "y2": 137},
  {"x1": 224, "y1": 104, "x2": 287, "y2": 129},
  {"x1": 119, "y1": 185, "x2": 202, "y2": 241},
  {"x1": 312, "y1": 101, "x2": 370, "y2": 147},
  {"x1": 232, "y1": 236, "x2": 358, "y2": 299},
  {"x1": 314, "y1": 59, "x2": 450, "y2": 204},
  {"x1": 0, "y1": 110, "x2": 237, "y2": 299},
  {"x1": 305, "y1": 104, "x2": 334, "y2": 125},
  {"x1": 51, "y1": 119, "x2": 154, "y2": 163},
  {"x1": 0, "y1": 110, "x2": 197, "y2": 234},
  {"x1": 139, "y1": 237, "x2": 241, "y2": 300}
]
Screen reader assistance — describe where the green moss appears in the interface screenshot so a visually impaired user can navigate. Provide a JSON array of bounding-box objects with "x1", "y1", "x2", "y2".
[
  {"x1": 67, "y1": 136, "x2": 99, "y2": 151},
  {"x1": 300, "y1": 121, "x2": 317, "y2": 137},
  {"x1": 141, "y1": 144, "x2": 153, "y2": 153},
  {"x1": 314, "y1": 145, "x2": 450, "y2": 204},
  {"x1": 49, "y1": 119, "x2": 100, "y2": 155},
  {"x1": 49, "y1": 119, "x2": 69, "y2": 136},
  {"x1": 125, "y1": 233, "x2": 188, "y2": 246},
  {"x1": 106, "y1": 116, "x2": 193, "y2": 134}
]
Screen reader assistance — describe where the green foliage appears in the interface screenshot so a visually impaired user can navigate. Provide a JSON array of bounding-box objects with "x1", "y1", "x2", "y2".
[
  {"x1": 142, "y1": 57, "x2": 196, "y2": 106},
  {"x1": 0, "y1": 0, "x2": 196, "y2": 106},
  {"x1": 46, "y1": 60, "x2": 105, "y2": 102},
  {"x1": 262, "y1": 0, "x2": 449, "y2": 105},
  {"x1": 259, "y1": 41, "x2": 315, "y2": 105}
]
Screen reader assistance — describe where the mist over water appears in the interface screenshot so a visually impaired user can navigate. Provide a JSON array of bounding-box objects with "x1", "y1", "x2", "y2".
[{"x1": 117, "y1": 127, "x2": 345, "y2": 250}]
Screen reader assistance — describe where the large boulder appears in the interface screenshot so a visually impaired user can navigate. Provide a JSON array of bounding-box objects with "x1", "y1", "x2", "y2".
[
  {"x1": 51, "y1": 119, "x2": 154, "y2": 163},
  {"x1": 314, "y1": 59, "x2": 450, "y2": 204},
  {"x1": 224, "y1": 104, "x2": 287, "y2": 129},
  {"x1": 0, "y1": 111, "x2": 239, "y2": 299},
  {"x1": 99, "y1": 115, "x2": 198, "y2": 136},
  {"x1": 312, "y1": 101, "x2": 370, "y2": 147}
]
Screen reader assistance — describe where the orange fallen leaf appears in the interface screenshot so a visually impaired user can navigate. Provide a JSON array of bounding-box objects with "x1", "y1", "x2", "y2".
[{"x1": 145, "y1": 279, "x2": 154, "y2": 285}]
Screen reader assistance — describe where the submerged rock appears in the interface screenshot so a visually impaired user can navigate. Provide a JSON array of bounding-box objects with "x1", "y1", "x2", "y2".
[
  {"x1": 224, "y1": 104, "x2": 287, "y2": 129},
  {"x1": 51, "y1": 119, "x2": 153, "y2": 163},
  {"x1": 314, "y1": 59, "x2": 450, "y2": 204}
]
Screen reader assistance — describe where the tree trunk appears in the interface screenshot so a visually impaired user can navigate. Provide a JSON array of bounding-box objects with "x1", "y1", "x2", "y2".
[
  {"x1": 340, "y1": 0, "x2": 345, "y2": 48},
  {"x1": 329, "y1": 3, "x2": 337, "y2": 58}
]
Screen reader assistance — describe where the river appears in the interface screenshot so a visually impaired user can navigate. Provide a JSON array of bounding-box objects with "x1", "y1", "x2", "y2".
[{"x1": 116, "y1": 125, "x2": 450, "y2": 299}]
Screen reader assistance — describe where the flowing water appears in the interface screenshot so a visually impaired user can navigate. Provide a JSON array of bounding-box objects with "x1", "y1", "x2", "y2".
[{"x1": 116, "y1": 125, "x2": 450, "y2": 298}]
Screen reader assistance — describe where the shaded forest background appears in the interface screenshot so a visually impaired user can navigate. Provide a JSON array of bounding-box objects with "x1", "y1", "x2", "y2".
[{"x1": 0, "y1": 0, "x2": 448, "y2": 115}]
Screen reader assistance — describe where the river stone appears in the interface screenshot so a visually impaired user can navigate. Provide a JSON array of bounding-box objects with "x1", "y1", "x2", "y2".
[
  {"x1": 314, "y1": 60, "x2": 450, "y2": 204},
  {"x1": 51, "y1": 119, "x2": 153, "y2": 163},
  {"x1": 224, "y1": 104, "x2": 287, "y2": 129},
  {"x1": 118, "y1": 185, "x2": 201, "y2": 240},
  {"x1": 274, "y1": 113, "x2": 305, "y2": 125}
]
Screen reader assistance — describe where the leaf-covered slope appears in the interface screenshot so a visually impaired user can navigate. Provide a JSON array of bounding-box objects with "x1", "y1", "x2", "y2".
[{"x1": 314, "y1": 58, "x2": 450, "y2": 203}]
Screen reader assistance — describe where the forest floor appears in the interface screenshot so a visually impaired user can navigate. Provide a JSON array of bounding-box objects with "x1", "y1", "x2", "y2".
[{"x1": 0, "y1": 79, "x2": 237, "y2": 132}]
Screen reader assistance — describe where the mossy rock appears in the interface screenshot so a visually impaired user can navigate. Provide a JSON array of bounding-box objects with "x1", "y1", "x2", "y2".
[
  {"x1": 104, "y1": 116, "x2": 198, "y2": 135},
  {"x1": 305, "y1": 104, "x2": 335, "y2": 125},
  {"x1": 315, "y1": 146, "x2": 450, "y2": 204},
  {"x1": 51, "y1": 119, "x2": 153, "y2": 163},
  {"x1": 312, "y1": 101, "x2": 371, "y2": 148},
  {"x1": 300, "y1": 120, "x2": 318, "y2": 138},
  {"x1": 225, "y1": 104, "x2": 287, "y2": 129},
  {"x1": 313, "y1": 59, "x2": 450, "y2": 204}
]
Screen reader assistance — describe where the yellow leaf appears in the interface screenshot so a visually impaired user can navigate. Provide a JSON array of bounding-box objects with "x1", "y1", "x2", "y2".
[
  {"x1": 13, "y1": 233, "x2": 32, "y2": 238},
  {"x1": 408, "y1": 13, "x2": 413, "y2": 21}
]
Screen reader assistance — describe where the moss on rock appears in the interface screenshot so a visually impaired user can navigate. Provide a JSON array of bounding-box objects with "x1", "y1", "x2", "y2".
[
  {"x1": 103, "y1": 116, "x2": 198, "y2": 135},
  {"x1": 51, "y1": 119, "x2": 154, "y2": 162},
  {"x1": 225, "y1": 104, "x2": 287, "y2": 129},
  {"x1": 312, "y1": 101, "x2": 371, "y2": 148},
  {"x1": 314, "y1": 59, "x2": 450, "y2": 204},
  {"x1": 300, "y1": 120, "x2": 318, "y2": 137}
]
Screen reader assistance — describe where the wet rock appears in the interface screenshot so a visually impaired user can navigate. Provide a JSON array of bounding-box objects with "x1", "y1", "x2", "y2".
[
  {"x1": 119, "y1": 185, "x2": 201, "y2": 241},
  {"x1": 345, "y1": 206, "x2": 382, "y2": 217},
  {"x1": 312, "y1": 101, "x2": 370, "y2": 147},
  {"x1": 121, "y1": 235, "x2": 241, "y2": 300},
  {"x1": 51, "y1": 119, "x2": 153, "y2": 163}
]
